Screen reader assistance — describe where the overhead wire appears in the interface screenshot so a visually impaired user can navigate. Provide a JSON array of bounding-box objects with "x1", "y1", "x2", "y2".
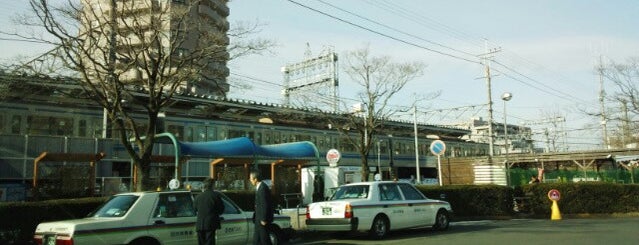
[
  {"x1": 359, "y1": 0, "x2": 600, "y2": 111},
  {"x1": 316, "y1": 0, "x2": 478, "y2": 58},
  {"x1": 366, "y1": 0, "x2": 486, "y2": 51},
  {"x1": 285, "y1": 0, "x2": 481, "y2": 64},
  {"x1": 286, "y1": 1, "x2": 596, "y2": 121}
]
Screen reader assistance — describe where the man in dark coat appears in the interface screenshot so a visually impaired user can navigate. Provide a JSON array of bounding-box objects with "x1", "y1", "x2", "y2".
[
  {"x1": 194, "y1": 178, "x2": 225, "y2": 245},
  {"x1": 249, "y1": 169, "x2": 274, "y2": 245}
]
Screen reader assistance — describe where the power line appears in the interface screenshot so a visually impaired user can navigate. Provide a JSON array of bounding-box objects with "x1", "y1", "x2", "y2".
[
  {"x1": 230, "y1": 72, "x2": 282, "y2": 87},
  {"x1": 366, "y1": 0, "x2": 486, "y2": 50},
  {"x1": 0, "y1": 37, "x2": 51, "y2": 44},
  {"x1": 286, "y1": 0, "x2": 481, "y2": 64},
  {"x1": 491, "y1": 60, "x2": 591, "y2": 104},
  {"x1": 314, "y1": 0, "x2": 601, "y2": 115},
  {"x1": 316, "y1": 0, "x2": 478, "y2": 58}
]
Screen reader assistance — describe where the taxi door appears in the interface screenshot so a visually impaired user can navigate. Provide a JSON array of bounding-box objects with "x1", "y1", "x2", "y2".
[
  {"x1": 149, "y1": 192, "x2": 198, "y2": 245},
  {"x1": 378, "y1": 184, "x2": 410, "y2": 229},
  {"x1": 397, "y1": 183, "x2": 432, "y2": 226},
  {"x1": 216, "y1": 196, "x2": 251, "y2": 245}
]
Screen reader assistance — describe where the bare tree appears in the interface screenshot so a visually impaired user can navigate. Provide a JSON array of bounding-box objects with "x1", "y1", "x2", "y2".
[
  {"x1": 601, "y1": 57, "x2": 639, "y2": 148},
  {"x1": 13, "y1": 0, "x2": 273, "y2": 191},
  {"x1": 334, "y1": 46, "x2": 426, "y2": 181}
]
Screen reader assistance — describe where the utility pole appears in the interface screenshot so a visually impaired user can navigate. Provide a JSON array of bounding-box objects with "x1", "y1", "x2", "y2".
[
  {"x1": 598, "y1": 56, "x2": 609, "y2": 149},
  {"x1": 479, "y1": 41, "x2": 501, "y2": 162},
  {"x1": 621, "y1": 99, "x2": 629, "y2": 147},
  {"x1": 103, "y1": 0, "x2": 118, "y2": 139},
  {"x1": 413, "y1": 105, "x2": 420, "y2": 184}
]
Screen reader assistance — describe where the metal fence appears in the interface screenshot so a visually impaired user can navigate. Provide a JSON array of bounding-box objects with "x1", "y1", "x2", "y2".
[{"x1": 509, "y1": 168, "x2": 636, "y2": 186}]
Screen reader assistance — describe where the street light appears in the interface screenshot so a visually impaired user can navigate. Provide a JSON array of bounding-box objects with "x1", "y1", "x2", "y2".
[
  {"x1": 351, "y1": 103, "x2": 367, "y2": 149},
  {"x1": 501, "y1": 92, "x2": 512, "y2": 186},
  {"x1": 501, "y1": 92, "x2": 513, "y2": 155},
  {"x1": 412, "y1": 105, "x2": 421, "y2": 184},
  {"x1": 376, "y1": 140, "x2": 382, "y2": 180}
]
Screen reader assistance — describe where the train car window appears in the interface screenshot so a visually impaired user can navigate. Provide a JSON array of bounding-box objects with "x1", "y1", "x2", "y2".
[
  {"x1": 206, "y1": 126, "x2": 216, "y2": 141},
  {"x1": 11, "y1": 115, "x2": 21, "y2": 134},
  {"x1": 0, "y1": 115, "x2": 4, "y2": 134},
  {"x1": 272, "y1": 132, "x2": 280, "y2": 143},
  {"x1": 246, "y1": 131, "x2": 256, "y2": 141},
  {"x1": 185, "y1": 127, "x2": 194, "y2": 141},
  {"x1": 264, "y1": 132, "x2": 272, "y2": 144},
  {"x1": 228, "y1": 129, "x2": 245, "y2": 138},
  {"x1": 78, "y1": 120, "x2": 87, "y2": 137},
  {"x1": 195, "y1": 126, "x2": 207, "y2": 142},
  {"x1": 217, "y1": 128, "x2": 226, "y2": 140},
  {"x1": 168, "y1": 125, "x2": 185, "y2": 140},
  {"x1": 27, "y1": 116, "x2": 48, "y2": 135},
  {"x1": 253, "y1": 132, "x2": 262, "y2": 144}
]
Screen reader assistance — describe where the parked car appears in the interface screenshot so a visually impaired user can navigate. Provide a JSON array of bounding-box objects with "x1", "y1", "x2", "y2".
[
  {"x1": 305, "y1": 181, "x2": 452, "y2": 239},
  {"x1": 33, "y1": 190, "x2": 292, "y2": 245}
]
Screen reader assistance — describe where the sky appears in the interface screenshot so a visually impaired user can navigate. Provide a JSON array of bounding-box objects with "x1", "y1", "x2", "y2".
[{"x1": 1, "y1": 0, "x2": 639, "y2": 151}]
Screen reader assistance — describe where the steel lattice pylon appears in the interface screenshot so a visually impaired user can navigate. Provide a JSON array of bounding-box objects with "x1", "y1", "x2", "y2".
[{"x1": 281, "y1": 47, "x2": 339, "y2": 112}]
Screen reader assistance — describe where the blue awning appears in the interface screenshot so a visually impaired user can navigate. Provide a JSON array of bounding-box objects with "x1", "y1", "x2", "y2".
[
  {"x1": 179, "y1": 137, "x2": 256, "y2": 158},
  {"x1": 155, "y1": 133, "x2": 319, "y2": 161},
  {"x1": 257, "y1": 141, "x2": 319, "y2": 160}
]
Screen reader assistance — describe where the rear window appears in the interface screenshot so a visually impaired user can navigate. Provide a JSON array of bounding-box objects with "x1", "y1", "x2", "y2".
[
  {"x1": 398, "y1": 183, "x2": 426, "y2": 200},
  {"x1": 90, "y1": 195, "x2": 139, "y2": 217},
  {"x1": 330, "y1": 185, "x2": 369, "y2": 200},
  {"x1": 154, "y1": 193, "x2": 195, "y2": 218}
]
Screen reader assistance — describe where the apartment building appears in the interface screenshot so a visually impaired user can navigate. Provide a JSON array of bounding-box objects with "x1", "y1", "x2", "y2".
[{"x1": 81, "y1": 0, "x2": 230, "y2": 96}]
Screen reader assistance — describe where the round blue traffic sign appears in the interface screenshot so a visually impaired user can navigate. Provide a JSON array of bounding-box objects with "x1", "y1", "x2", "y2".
[{"x1": 430, "y1": 140, "x2": 446, "y2": 156}]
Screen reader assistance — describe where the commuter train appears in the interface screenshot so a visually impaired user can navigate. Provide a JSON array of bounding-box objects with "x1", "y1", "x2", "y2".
[{"x1": 0, "y1": 95, "x2": 488, "y2": 182}]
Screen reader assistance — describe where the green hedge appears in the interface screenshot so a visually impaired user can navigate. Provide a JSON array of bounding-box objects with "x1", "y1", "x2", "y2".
[
  {"x1": 3, "y1": 184, "x2": 639, "y2": 244},
  {"x1": 417, "y1": 185, "x2": 514, "y2": 219},
  {"x1": 0, "y1": 197, "x2": 106, "y2": 244},
  {"x1": 521, "y1": 182, "x2": 639, "y2": 216}
]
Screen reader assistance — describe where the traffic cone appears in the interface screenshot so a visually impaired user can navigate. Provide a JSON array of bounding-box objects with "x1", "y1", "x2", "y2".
[{"x1": 550, "y1": 200, "x2": 562, "y2": 220}]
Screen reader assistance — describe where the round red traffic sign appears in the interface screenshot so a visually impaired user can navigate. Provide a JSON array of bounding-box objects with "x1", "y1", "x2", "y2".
[
  {"x1": 326, "y1": 149, "x2": 340, "y2": 167},
  {"x1": 548, "y1": 189, "x2": 561, "y2": 201}
]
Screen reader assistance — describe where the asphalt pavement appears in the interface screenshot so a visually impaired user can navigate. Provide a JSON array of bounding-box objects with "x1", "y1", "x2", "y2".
[{"x1": 290, "y1": 216, "x2": 639, "y2": 245}]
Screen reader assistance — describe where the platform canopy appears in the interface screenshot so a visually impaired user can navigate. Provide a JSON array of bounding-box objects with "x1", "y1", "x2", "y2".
[
  {"x1": 179, "y1": 137, "x2": 257, "y2": 158},
  {"x1": 154, "y1": 133, "x2": 320, "y2": 162},
  {"x1": 613, "y1": 155, "x2": 639, "y2": 163}
]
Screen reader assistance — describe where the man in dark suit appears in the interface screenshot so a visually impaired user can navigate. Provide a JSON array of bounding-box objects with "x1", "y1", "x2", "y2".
[
  {"x1": 194, "y1": 178, "x2": 225, "y2": 245},
  {"x1": 249, "y1": 169, "x2": 274, "y2": 245}
]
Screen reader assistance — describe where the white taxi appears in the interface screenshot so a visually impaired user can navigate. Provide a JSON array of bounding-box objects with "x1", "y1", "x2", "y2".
[
  {"x1": 305, "y1": 181, "x2": 452, "y2": 239},
  {"x1": 33, "y1": 190, "x2": 292, "y2": 245}
]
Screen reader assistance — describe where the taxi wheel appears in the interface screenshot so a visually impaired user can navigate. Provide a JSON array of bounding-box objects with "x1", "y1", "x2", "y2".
[
  {"x1": 432, "y1": 210, "x2": 450, "y2": 231},
  {"x1": 268, "y1": 226, "x2": 281, "y2": 245},
  {"x1": 369, "y1": 215, "x2": 389, "y2": 239},
  {"x1": 128, "y1": 237, "x2": 159, "y2": 245}
]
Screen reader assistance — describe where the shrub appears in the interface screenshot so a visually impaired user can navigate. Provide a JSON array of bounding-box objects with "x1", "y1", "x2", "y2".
[
  {"x1": 521, "y1": 182, "x2": 639, "y2": 216},
  {"x1": 0, "y1": 197, "x2": 106, "y2": 244},
  {"x1": 417, "y1": 185, "x2": 514, "y2": 219}
]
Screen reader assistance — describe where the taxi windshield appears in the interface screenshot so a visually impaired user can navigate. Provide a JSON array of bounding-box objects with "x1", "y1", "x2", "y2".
[
  {"x1": 90, "y1": 195, "x2": 139, "y2": 217},
  {"x1": 330, "y1": 185, "x2": 369, "y2": 200}
]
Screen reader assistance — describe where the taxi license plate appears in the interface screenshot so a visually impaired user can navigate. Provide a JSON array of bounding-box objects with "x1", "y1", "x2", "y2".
[
  {"x1": 322, "y1": 207, "x2": 332, "y2": 215},
  {"x1": 43, "y1": 234, "x2": 57, "y2": 245}
]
